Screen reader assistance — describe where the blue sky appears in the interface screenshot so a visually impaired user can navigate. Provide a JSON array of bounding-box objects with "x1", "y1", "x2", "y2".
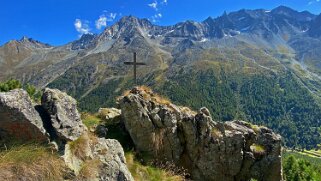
[{"x1": 1, "y1": 0, "x2": 321, "y2": 46}]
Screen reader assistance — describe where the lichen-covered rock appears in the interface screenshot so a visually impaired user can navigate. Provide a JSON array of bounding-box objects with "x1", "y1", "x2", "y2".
[
  {"x1": 41, "y1": 88, "x2": 86, "y2": 144},
  {"x1": 119, "y1": 87, "x2": 283, "y2": 181},
  {"x1": 0, "y1": 89, "x2": 48, "y2": 142},
  {"x1": 92, "y1": 138, "x2": 133, "y2": 181},
  {"x1": 98, "y1": 108, "x2": 122, "y2": 124},
  {"x1": 64, "y1": 133, "x2": 134, "y2": 181}
]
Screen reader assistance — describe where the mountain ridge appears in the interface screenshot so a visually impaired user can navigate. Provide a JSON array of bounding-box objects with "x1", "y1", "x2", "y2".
[{"x1": 3, "y1": 5, "x2": 318, "y2": 48}]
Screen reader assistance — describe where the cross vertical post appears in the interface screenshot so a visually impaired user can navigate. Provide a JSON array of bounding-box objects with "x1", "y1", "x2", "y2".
[{"x1": 133, "y1": 52, "x2": 137, "y2": 85}]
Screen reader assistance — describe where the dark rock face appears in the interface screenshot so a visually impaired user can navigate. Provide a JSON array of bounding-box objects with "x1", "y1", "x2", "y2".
[
  {"x1": 0, "y1": 89, "x2": 48, "y2": 143},
  {"x1": 71, "y1": 34, "x2": 97, "y2": 50},
  {"x1": 95, "y1": 124, "x2": 108, "y2": 138},
  {"x1": 41, "y1": 88, "x2": 86, "y2": 144},
  {"x1": 119, "y1": 87, "x2": 283, "y2": 181},
  {"x1": 308, "y1": 14, "x2": 321, "y2": 38}
]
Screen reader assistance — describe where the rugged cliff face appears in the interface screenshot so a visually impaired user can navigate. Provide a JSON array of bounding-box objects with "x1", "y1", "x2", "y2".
[{"x1": 119, "y1": 87, "x2": 283, "y2": 181}]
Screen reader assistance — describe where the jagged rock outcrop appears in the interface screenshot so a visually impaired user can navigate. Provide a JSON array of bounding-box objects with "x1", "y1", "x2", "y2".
[
  {"x1": 0, "y1": 89, "x2": 48, "y2": 142},
  {"x1": 119, "y1": 87, "x2": 283, "y2": 181},
  {"x1": 0, "y1": 88, "x2": 134, "y2": 181},
  {"x1": 39, "y1": 89, "x2": 133, "y2": 181},
  {"x1": 64, "y1": 133, "x2": 134, "y2": 181},
  {"x1": 41, "y1": 88, "x2": 86, "y2": 144}
]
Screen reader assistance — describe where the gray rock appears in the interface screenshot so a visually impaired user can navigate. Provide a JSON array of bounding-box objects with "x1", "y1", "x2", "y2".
[
  {"x1": 119, "y1": 87, "x2": 283, "y2": 181},
  {"x1": 98, "y1": 108, "x2": 122, "y2": 124},
  {"x1": 41, "y1": 88, "x2": 86, "y2": 144},
  {"x1": 120, "y1": 91, "x2": 183, "y2": 163},
  {"x1": 92, "y1": 138, "x2": 133, "y2": 181},
  {"x1": 64, "y1": 133, "x2": 134, "y2": 181},
  {"x1": 0, "y1": 89, "x2": 48, "y2": 143}
]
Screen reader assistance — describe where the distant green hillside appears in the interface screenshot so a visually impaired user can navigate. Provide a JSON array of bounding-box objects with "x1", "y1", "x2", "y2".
[
  {"x1": 45, "y1": 44, "x2": 321, "y2": 150},
  {"x1": 49, "y1": 66, "x2": 321, "y2": 149}
]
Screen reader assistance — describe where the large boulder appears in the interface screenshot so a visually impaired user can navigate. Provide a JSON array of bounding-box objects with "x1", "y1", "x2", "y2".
[
  {"x1": 64, "y1": 133, "x2": 134, "y2": 181},
  {"x1": 0, "y1": 89, "x2": 48, "y2": 143},
  {"x1": 41, "y1": 88, "x2": 86, "y2": 145},
  {"x1": 119, "y1": 87, "x2": 283, "y2": 181}
]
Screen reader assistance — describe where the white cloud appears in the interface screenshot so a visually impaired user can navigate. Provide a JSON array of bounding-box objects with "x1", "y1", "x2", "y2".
[
  {"x1": 109, "y1": 13, "x2": 117, "y2": 21},
  {"x1": 74, "y1": 19, "x2": 91, "y2": 35},
  {"x1": 95, "y1": 12, "x2": 117, "y2": 30},
  {"x1": 148, "y1": 1, "x2": 158, "y2": 11},
  {"x1": 95, "y1": 15, "x2": 107, "y2": 30},
  {"x1": 308, "y1": 0, "x2": 320, "y2": 5},
  {"x1": 148, "y1": 0, "x2": 168, "y2": 22},
  {"x1": 151, "y1": 13, "x2": 162, "y2": 22}
]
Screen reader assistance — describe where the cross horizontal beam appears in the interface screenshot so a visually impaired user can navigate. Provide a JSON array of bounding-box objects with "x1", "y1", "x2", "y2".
[{"x1": 124, "y1": 62, "x2": 146, "y2": 65}]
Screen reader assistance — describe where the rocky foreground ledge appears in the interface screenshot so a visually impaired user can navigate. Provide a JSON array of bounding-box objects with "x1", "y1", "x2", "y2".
[
  {"x1": 0, "y1": 87, "x2": 282, "y2": 181},
  {"x1": 119, "y1": 87, "x2": 283, "y2": 181}
]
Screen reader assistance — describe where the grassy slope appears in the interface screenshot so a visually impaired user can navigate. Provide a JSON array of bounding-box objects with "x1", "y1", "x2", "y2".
[
  {"x1": 0, "y1": 144, "x2": 66, "y2": 181},
  {"x1": 125, "y1": 152, "x2": 184, "y2": 181}
]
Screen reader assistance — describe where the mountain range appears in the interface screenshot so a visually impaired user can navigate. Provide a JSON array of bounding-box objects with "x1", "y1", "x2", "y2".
[{"x1": 1, "y1": 6, "x2": 321, "y2": 149}]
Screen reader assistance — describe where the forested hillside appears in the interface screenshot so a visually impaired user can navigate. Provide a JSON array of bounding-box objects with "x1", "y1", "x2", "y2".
[{"x1": 47, "y1": 67, "x2": 321, "y2": 149}]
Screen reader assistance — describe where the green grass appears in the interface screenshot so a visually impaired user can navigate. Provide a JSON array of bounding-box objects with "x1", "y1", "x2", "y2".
[
  {"x1": 303, "y1": 150, "x2": 321, "y2": 157},
  {"x1": 125, "y1": 152, "x2": 184, "y2": 181},
  {"x1": 81, "y1": 113, "x2": 102, "y2": 129},
  {"x1": 0, "y1": 144, "x2": 66, "y2": 180},
  {"x1": 76, "y1": 159, "x2": 102, "y2": 180},
  {"x1": 250, "y1": 144, "x2": 266, "y2": 155},
  {"x1": 68, "y1": 134, "x2": 91, "y2": 161}
]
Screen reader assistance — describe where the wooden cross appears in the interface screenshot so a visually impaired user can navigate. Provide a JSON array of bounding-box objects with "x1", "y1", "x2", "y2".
[{"x1": 124, "y1": 52, "x2": 146, "y2": 85}]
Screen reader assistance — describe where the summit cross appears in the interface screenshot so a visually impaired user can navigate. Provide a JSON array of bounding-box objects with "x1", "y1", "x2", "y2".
[{"x1": 124, "y1": 52, "x2": 146, "y2": 85}]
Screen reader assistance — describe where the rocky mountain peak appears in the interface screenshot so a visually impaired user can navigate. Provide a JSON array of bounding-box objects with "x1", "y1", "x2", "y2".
[
  {"x1": 271, "y1": 5, "x2": 316, "y2": 21},
  {"x1": 272, "y1": 5, "x2": 296, "y2": 14},
  {"x1": 17, "y1": 36, "x2": 52, "y2": 48},
  {"x1": 98, "y1": 15, "x2": 152, "y2": 41},
  {"x1": 203, "y1": 16, "x2": 214, "y2": 25},
  {"x1": 71, "y1": 33, "x2": 97, "y2": 50},
  {"x1": 116, "y1": 15, "x2": 152, "y2": 29},
  {"x1": 119, "y1": 15, "x2": 139, "y2": 24},
  {"x1": 20, "y1": 36, "x2": 30, "y2": 42}
]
